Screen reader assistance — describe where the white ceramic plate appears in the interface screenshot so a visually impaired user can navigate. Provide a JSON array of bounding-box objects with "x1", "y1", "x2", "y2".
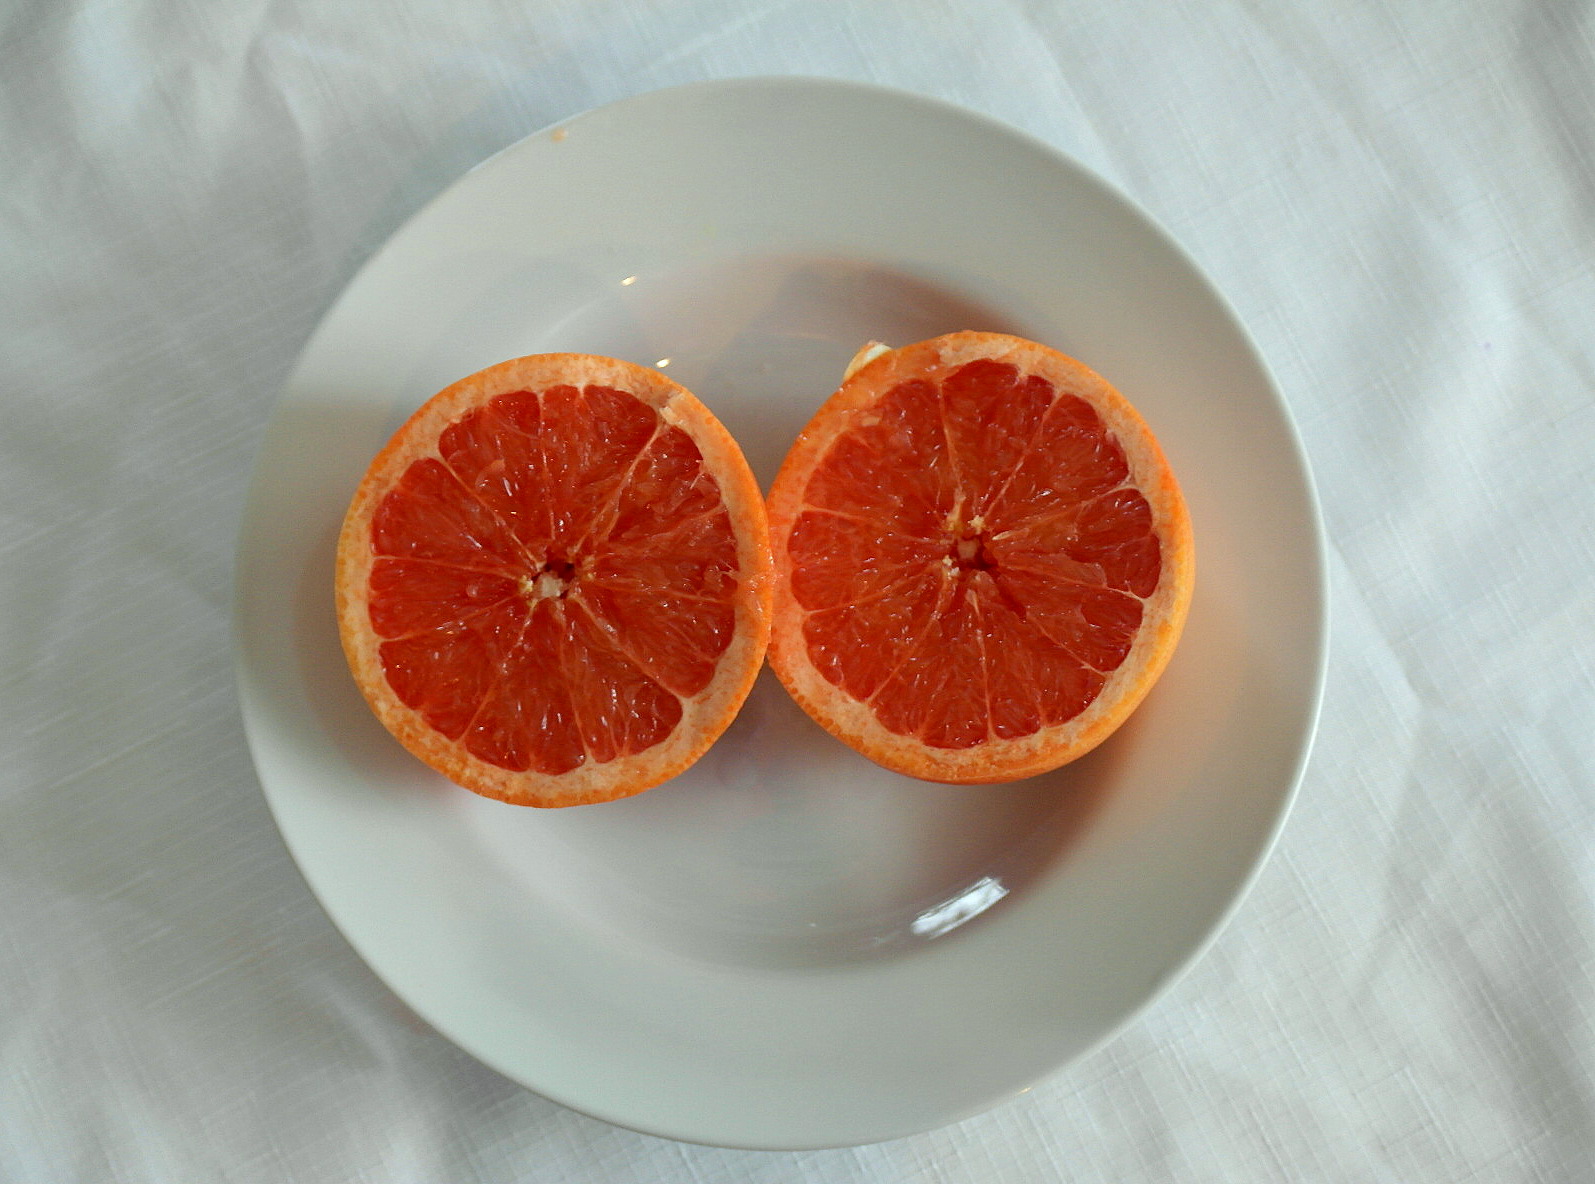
[{"x1": 234, "y1": 77, "x2": 1326, "y2": 1150}]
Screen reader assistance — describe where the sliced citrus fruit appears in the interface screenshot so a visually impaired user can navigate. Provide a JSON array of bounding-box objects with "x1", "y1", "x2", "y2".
[
  {"x1": 766, "y1": 331, "x2": 1193, "y2": 784},
  {"x1": 336, "y1": 354, "x2": 772, "y2": 807}
]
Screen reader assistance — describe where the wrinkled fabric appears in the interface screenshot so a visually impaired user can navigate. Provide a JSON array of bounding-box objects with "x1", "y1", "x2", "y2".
[{"x1": 3, "y1": 1, "x2": 1593, "y2": 1180}]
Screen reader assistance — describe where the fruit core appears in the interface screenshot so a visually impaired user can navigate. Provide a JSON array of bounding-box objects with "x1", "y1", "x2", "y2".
[{"x1": 525, "y1": 555, "x2": 577, "y2": 600}]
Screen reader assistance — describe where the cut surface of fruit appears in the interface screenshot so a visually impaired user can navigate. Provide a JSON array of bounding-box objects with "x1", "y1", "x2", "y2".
[
  {"x1": 336, "y1": 354, "x2": 772, "y2": 807},
  {"x1": 766, "y1": 332, "x2": 1193, "y2": 784}
]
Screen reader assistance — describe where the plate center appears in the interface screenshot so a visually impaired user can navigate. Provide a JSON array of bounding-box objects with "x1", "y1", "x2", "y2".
[{"x1": 459, "y1": 670, "x2": 1113, "y2": 968}]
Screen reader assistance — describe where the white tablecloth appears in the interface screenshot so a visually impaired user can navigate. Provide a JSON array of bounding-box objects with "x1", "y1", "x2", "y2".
[{"x1": 6, "y1": 1, "x2": 1593, "y2": 1179}]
